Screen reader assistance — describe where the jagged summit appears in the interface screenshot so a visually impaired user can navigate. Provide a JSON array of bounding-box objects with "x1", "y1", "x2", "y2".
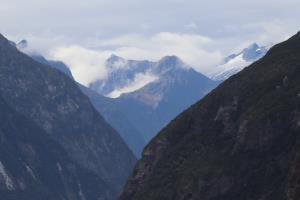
[
  {"x1": 241, "y1": 43, "x2": 267, "y2": 61},
  {"x1": 120, "y1": 31, "x2": 300, "y2": 200},
  {"x1": 209, "y1": 42, "x2": 268, "y2": 80},
  {"x1": 107, "y1": 54, "x2": 126, "y2": 63},
  {"x1": 158, "y1": 55, "x2": 182, "y2": 64}
]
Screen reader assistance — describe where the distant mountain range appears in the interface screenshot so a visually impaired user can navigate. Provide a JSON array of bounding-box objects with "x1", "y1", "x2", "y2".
[
  {"x1": 90, "y1": 55, "x2": 155, "y2": 98},
  {"x1": 106, "y1": 56, "x2": 219, "y2": 141},
  {"x1": 89, "y1": 46, "x2": 268, "y2": 142},
  {"x1": 120, "y1": 31, "x2": 300, "y2": 200},
  {"x1": 14, "y1": 42, "x2": 145, "y2": 157},
  {"x1": 32, "y1": 55, "x2": 146, "y2": 158},
  {"x1": 15, "y1": 39, "x2": 268, "y2": 152}
]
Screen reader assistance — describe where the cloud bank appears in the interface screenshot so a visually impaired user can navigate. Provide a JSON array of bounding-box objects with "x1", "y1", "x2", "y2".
[
  {"x1": 1, "y1": 0, "x2": 299, "y2": 86},
  {"x1": 48, "y1": 32, "x2": 225, "y2": 85},
  {"x1": 107, "y1": 73, "x2": 158, "y2": 98}
]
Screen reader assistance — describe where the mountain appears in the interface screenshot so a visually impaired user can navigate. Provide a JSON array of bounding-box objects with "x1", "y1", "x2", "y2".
[
  {"x1": 112, "y1": 56, "x2": 219, "y2": 141},
  {"x1": 31, "y1": 55, "x2": 74, "y2": 79},
  {"x1": 120, "y1": 32, "x2": 300, "y2": 200},
  {"x1": 78, "y1": 85, "x2": 146, "y2": 157},
  {"x1": 209, "y1": 43, "x2": 268, "y2": 80},
  {"x1": 0, "y1": 95, "x2": 114, "y2": 200},
  {"x1": 16, "y1": 39, "x2": 28, "y2": 49},
  {"x1": 0, "y1": 33, "x2": 136, "y2": 198},
  {"x1": 29, "y1": 53, "x2": 145, "y2": 157},
  {"x1": 90, "y1": 54, "x2": 154, "y2": 97}
]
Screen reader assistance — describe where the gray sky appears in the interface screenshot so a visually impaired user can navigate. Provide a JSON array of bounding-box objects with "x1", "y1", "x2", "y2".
[{"x1": 1, "y1": 0, "x2": 300, "y2": 85}]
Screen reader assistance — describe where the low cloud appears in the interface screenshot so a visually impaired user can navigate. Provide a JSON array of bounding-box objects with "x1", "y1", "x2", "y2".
[
  {"x1": 48, "y1": 32, "x2": 223, "y2": 86},
  {"x1": 51, "y1": 45, "x2": 111, "y2": 86},
  {"x1": 107, "y1": 73, "x2": 158, "y2": 98},
  {"x1": 12, "y1": 19, "x2": 298, "y2": 87}
]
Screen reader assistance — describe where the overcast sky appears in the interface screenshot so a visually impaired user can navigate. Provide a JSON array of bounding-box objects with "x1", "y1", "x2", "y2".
[{"x1": 1, "y1": 0, "x2": 300, "y2": 85}]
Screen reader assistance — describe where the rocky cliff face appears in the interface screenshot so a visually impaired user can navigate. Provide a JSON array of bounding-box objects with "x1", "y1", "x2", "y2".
[
  {"x1": 0, "y1": 33, "x2": 136, "y2": 198},
  {"x1": 120, "y1": 32, "x2": 300, "y2": 200},
  {"x1": 0, "y1": 95, "x2": 113, "y2": 200}
]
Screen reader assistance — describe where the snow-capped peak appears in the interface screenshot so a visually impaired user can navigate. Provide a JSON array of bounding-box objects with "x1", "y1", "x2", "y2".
[{"x1": 209, "y1": 43, "x2": 268, "y2": 81}]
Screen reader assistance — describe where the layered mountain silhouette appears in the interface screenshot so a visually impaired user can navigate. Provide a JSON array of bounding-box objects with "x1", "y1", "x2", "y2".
[
  {"x1": 0, "y1": 33, "x2": 136, "y2": 199},
  {"x1": 120, "y1": 32, "x2": 300, "y2": 200},
  {"x1": 31, "y1": 55, "x2": 74, "y2": 79},
  {"x1": 91, "y1": 55, "x2": 219, "y2": 141},
  {"x1": 78, "y1": 85, "x2": 146, "y2": 157},
  {"x1": 28, "y1": 53, "x2": 145, "y2": 157}
]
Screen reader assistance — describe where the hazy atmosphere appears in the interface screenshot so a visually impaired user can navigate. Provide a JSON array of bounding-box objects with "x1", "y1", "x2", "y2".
[
  {"x1": 1, "y1": 1, "x2": 300, "y2": 200},
  {"x1": 1, "y1": 0, "x2": 299, "y2": 85}
]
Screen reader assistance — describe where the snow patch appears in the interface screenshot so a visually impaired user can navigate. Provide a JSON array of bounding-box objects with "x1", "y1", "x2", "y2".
[
  {"x1": 56, "y1": 163, "x2": 63, "y2": 173},
  {"x1": 107, "y1": 73, "x2": 158, "y2": 98},
  {"x1": 25, "y1": 165, "x2": 36, "y2": 180},
  {"x1": 78, "y1": 182, "x2": 86, "y2": 200},
  {"x1": 0, "y1": 161, "x2": 15, "y2": 191},
  {"x1": 209, "y1": 54, "x2": 252, "y2": 80}
]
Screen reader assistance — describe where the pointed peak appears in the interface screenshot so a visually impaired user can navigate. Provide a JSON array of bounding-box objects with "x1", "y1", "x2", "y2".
[
  {"x1": 158, "y1": 55, "x2": 184, "y2": 68},
  {"x1": 246, "y1": 43, "x2": 259, "y2": 50},
  {"x1": 108, "y1": 54, "x2": 125, "y2": 61},
  {"x1": 155, "y1": 55, "x2": 188, "y2": 74},
  {"x1": 0, "y1": 33, "x2": 10, "y2": 44},
  {"x1": 17, "y1": 40, "x2": 28, "y2": 49},
  {"x1": 107, "y1": 54, "x2": 127, "y2": 64},
  {"x1": 106, "y1": 54, "x2": 127, "y2": 69},
  {"x1": 159, "y1": 55, "x2": 181, "y2": 63},
  {"x1": 0, "y1": 33, "x2": 6, "y2": 40},
  {"x1": 241, "y1": 43, "x2": 267, "y2": 62}
]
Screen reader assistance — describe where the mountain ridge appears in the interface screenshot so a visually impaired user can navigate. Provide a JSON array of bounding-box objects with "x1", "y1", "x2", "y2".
[
  {"x1": 0, "y1": 33, "x2": 136, "y2": 198},
  {"x1": 120, "y1": 32, "x2": 300, "y2": 200},
  {"x1": 209, "y1": 43, "x2": 268, "y2": 80}
]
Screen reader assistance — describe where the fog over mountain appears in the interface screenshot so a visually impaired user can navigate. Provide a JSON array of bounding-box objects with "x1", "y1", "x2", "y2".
[
  {"x1": 15, "y1": 39, "x2": 270, "y2": 145},
  {"x1": 120, "y1": 30, "x2": 300, "y2": 200},
  {"x1": 1, "y1": 1, "x2": 300, "y2": 199},
  {"x1": 1, "y1": 1, "x2": 299, "y2": 87}
]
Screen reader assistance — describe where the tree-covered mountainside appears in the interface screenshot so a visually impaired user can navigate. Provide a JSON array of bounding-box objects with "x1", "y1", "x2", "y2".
[{"x1": 120, "y1": 32, "x2": 300, "y2": 200}]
